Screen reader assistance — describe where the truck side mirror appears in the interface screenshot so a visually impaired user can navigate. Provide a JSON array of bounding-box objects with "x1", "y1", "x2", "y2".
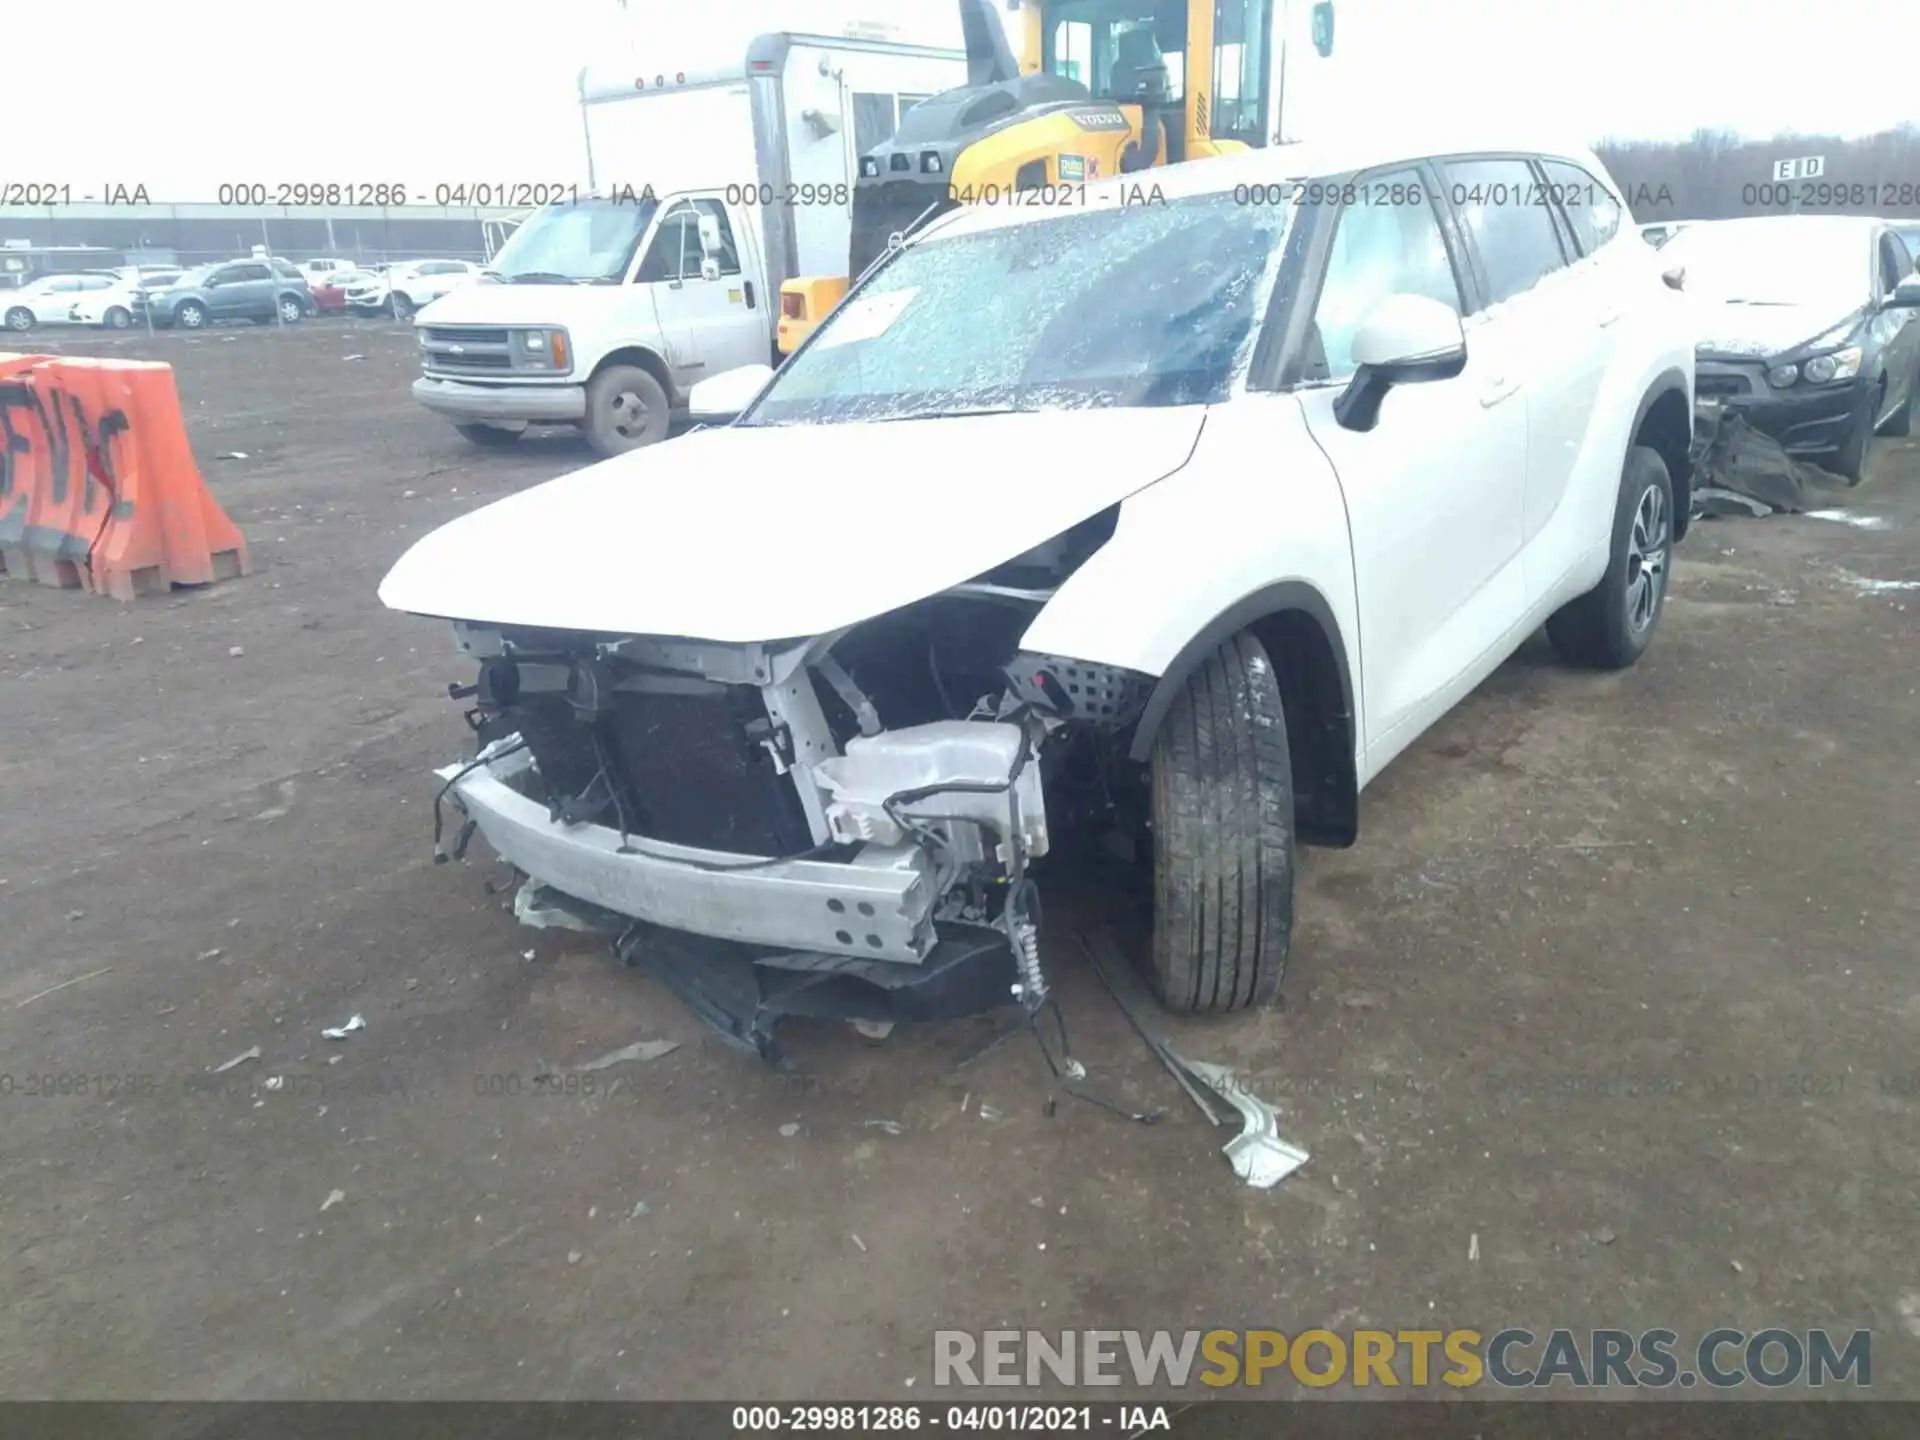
[{"x1": 697, "y1": 213, "x2": 723, "y2": 258}]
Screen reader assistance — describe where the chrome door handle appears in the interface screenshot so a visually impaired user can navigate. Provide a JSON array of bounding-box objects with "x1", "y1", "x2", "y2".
[
  {"x1": 1480, "y1": 377, "x2": 1520, "y2": 407},
  {"x1": 1597, "y1": 306, "x2": 1622, "y2": 326}
]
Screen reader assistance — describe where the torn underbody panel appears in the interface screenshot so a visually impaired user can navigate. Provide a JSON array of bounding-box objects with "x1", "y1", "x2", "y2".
[
  {"x1": 430, "y1": 576, "x2": 1151, "y2": 1057},
  {"x1": 1690, "y1": 406, "x2": 1857, "y2": 516}
]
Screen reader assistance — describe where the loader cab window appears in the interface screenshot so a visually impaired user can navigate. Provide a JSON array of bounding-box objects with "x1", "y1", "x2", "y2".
[
  {"x1": 1045, "y1": 2, "x2": 1187, "y2": 104},
  {"x1": 1210, "y1": 0, "x2": 1273, "y2": 144}
]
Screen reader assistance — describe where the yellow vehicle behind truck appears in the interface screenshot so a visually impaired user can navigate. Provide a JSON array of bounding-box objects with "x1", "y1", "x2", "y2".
[{"x1": 777, "y1": 0, "x2": 1282, "y2": 353}]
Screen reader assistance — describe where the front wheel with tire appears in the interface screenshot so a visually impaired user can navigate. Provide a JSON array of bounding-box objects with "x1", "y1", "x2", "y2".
[
  {"x1": 454, "y1": 422, "x2": 525, "y2": 448},
  {"x1": 102, "y1": 306, "x2": 131, "y2": 330},
  {"x1": 277, "y1": 296, "x2": 304, "y2": 324},
  {"x1": 4, "y1": 307, "x2": 33, "y2": 332},
  {"x1": 1147, "y1": 630, "x2": 1295, "y2": 1014},
  {"x1": 390, "y1": 292, "x2": 414, "y2": 320},
  {"x1": 583, "y1": 364, "x2": 670, "y2": 456},
  {"x1": 174, "y1": 301, "x2": 207, "y2": 330},
  {"x1": 1546, "y1": 445, "x2": 1674, "y2": 670}
]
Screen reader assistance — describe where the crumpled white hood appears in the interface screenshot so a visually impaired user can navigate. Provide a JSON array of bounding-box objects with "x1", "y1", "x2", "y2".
[{"x1": 379, "y1": 407, "x2": 1207, "y2": 641}]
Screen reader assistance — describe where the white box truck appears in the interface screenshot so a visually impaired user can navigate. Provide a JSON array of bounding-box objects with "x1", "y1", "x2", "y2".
[{"x1": 411, "y1": 26, "x2": 966, "y2": 456}]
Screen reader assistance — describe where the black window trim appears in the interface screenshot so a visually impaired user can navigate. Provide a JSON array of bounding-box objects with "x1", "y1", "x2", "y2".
[
  {"x1": 1254, "y1": 160, "x2": 1481, "y2": 393},
  {"x1": 1434, "y1": 150, "x2": 1578, "y2": 314},
  {"x1": 1537, "y1": 155, "x2": 1625, "y2": 262}
]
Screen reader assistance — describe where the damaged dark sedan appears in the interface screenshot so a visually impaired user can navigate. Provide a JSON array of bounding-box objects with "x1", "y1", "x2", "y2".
[{"x1": 1666, "y1": 214, "x2": 1920, "y2": 481}]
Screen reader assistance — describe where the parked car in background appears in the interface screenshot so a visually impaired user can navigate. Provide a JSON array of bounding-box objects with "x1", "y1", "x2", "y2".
[
  {"x1": 349, "y1": 259, "x2": 481, "y2": 319},
  {"x1": 3, "y1": 272, "x2": 121, "y2": 330},
  {"x1": 139, "y1": 259, "x2": 313, "y2": 329},
  {"x1": 299, "y1": 257, "x2": 356, "y2": 285},
  {"x1": 1666, "y1": 214, "x2": 1920, "y2": 481},
  {"x1": 73, "y1": 271, "x2": 183, "y2": 328},
  {"x1": 310, "y1": 268, "x2": 377, "y2": 314}
]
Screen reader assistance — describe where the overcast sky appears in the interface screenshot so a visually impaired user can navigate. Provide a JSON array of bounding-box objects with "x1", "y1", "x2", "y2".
[{"x1": 4, "y1": 0, "x2": 1905, "y2": 201}]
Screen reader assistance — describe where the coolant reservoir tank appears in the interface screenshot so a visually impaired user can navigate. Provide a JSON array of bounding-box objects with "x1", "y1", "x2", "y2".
[{"x1": 813, "y1": 721, "x2": 1049, "y2": 860}]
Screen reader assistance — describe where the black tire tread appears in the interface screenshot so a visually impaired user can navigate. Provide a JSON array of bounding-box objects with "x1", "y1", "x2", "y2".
[{"x1": 1149, "y1": 631, "x2": 1293, "y2": 1013}]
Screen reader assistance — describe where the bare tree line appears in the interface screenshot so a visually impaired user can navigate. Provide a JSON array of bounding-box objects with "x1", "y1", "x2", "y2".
[{"x1": 1595, "y1": 127, "x2": 1920, "y2": 222}]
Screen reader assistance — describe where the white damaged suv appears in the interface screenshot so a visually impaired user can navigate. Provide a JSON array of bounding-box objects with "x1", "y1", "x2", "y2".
[{"x1": 379, "y1": 132, "x2": 1694, "y2": 1052}]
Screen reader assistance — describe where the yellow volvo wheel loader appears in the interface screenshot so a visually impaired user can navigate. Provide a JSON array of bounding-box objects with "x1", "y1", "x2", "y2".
[{"x1": 776, "y1": 0, "x2": 1279, "y2": 353}]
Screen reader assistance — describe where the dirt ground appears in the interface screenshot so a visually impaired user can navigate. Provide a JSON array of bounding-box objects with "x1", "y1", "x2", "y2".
[{"x1": 1, "y1": 319, "x2": 1917, "y2": 1403}]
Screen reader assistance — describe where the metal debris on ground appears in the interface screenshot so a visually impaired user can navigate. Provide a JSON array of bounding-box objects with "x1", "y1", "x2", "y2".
[
  {"x1": 977, "y1": 1103, "x2": 1004, "y2": 1122},
  {"x1": 778, "y1": 1123, "x2": 801, "y2": 1138},
  {"x1": 212, "y1": 1046, "x2": 262, "y2": 1074},
  {"x1": 14, "y1": 966, "x2": 114, "y2": 1010},
  {"x1": 320, "y1": 1014, "x2": 366, "y2": 1041},
  {"x1": 575, "y1": 1039, "x2": 679, "y2": 1073},
  {"x1": 1174, "y1": 1055, "x2": 1311, "y2": 1189},
  {"x1": 321, "y1": 1188, "x2": 346, "y2": 1212},
  {"x1": 850, "y1": 1234, "x2": 867, "y2": 1253},
  {"x1": 863, "y1": 1119, "x2": 906, "y2": 1135},
  {"x1": 512, "y1": 879, "x2": 606, "y2": 933},
  {"x1": 263, "y1": 1076, "x2": 284, "y2": 1092}
]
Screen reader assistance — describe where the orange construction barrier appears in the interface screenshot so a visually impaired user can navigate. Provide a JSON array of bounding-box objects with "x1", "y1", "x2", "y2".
[{"x1": 0, "y1": 354, "x2": 248, "y2": 598}]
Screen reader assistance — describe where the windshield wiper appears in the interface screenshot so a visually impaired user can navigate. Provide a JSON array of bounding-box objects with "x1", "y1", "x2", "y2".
[{"x1": 868, "y1": 406, "x2": 1025, "y2": 423}]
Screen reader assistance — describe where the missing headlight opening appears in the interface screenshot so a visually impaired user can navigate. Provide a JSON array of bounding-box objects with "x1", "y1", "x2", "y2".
[{"x1": 427, "y1": 512, "x2": 1159, "y2": 1067}]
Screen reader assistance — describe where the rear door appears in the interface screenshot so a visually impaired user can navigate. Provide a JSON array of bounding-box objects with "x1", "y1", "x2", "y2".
[
  {"x1": 635, "y1": 195, "x2": 771, "y2": 388},
  {"x1": 1442, "y1": 155, "x2": 1604, "y2": 600},
  {"x1": 220, "y1": 263, "x2": 273, "y2": 317},
  {"x1": 1292, "y1": 164, "x2": 1529, "y2": 755}
]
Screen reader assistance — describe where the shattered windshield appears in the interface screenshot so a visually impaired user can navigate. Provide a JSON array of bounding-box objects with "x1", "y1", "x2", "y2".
[
  {"x1": 484, "y1": 196, "x2": 660, "y2": 284},
  {"x1": 743, "y1": 192, "x2": 1293, "y2": 425},
  {"x1": 1660, "y1": 221, "x2": 1867, "y2": 309}
]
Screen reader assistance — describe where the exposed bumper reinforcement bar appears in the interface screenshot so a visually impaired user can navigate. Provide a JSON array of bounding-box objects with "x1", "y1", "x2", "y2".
[{"x1": 438, "y1": 748, "x2": 940, "y2": 964}]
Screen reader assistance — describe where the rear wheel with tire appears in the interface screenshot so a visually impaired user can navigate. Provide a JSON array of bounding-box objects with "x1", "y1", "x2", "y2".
[
  {"x1": 1546, "y1": 445, "x2": 1674, "y2": 670},
  {"x1": 584, "y1": 364, "x2": 670, "y2": 456},
  {"x1": 390, "y1": 292, "x2": 414, "y2": 320},
  {"x1": 102, "y1": 306, "x2": 131, "y2": 330},
  {"x1": 1147, "y1": 631, "x2": 1295, "y2": 1014},
  {"x1": 455, "y1": 422, "x2": 525, "y2": 448},
  {"x1": 4, "y1": 307, "x2": 32, "y2": 332}
]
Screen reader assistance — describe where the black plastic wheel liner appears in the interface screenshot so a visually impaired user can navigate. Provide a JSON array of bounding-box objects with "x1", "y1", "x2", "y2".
[{"x1": 615, "y1": 920, "x2": 1018, "y2": 1064}]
